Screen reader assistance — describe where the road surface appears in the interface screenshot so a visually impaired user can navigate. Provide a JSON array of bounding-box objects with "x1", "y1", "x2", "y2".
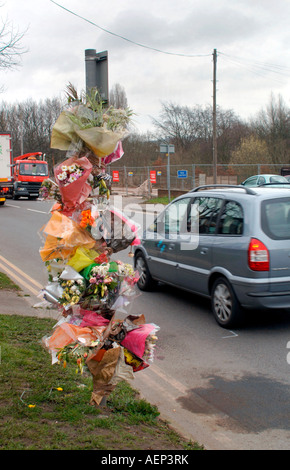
[{"x1": 0, "y1": 196, "x2": 290, "y2": 450}]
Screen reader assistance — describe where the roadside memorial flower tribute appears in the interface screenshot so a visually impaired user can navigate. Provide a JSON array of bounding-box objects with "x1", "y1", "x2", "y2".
[{"x1": 40, "y1": 85, "x2": 159, "y2": 406}]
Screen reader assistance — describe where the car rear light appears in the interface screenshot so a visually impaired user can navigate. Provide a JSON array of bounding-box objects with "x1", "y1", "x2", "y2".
[{"x1": 248, "y1": 238, "x2": 269, "y2": 271}]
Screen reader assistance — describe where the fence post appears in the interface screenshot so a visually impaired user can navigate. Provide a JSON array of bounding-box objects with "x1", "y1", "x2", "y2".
[
  {"x1": 192, "y1": 164, "x2": 196, "y2": 189},
  {"x1": 124, "y1": 165, "x2": 128, "y2": 195},
  {"x1": 147, "y1": 167, "x2": 151, "y2": 198},
  {"x1": 167, "y1": 154, "x2": 171, "y2": 202}
]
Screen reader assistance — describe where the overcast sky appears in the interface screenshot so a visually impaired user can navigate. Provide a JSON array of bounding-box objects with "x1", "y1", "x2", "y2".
[{"x1": 1, "y1": 0, "x2": 290, "y2": 133}]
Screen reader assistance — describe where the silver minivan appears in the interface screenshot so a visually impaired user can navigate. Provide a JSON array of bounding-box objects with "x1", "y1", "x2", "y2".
[{"x1": 134, "y1": 185, "x2": 290, "y2": 328}]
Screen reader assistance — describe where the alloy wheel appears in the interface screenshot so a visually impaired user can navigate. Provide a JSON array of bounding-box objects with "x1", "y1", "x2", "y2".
[{"x1": 213, "y1": 282, "x2": 233, "y2": 323}]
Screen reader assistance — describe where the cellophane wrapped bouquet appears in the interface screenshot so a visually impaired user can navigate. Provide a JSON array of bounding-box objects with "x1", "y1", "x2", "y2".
[{"x1": 39, "y1": 85, "x2": 159, "y2": 406}]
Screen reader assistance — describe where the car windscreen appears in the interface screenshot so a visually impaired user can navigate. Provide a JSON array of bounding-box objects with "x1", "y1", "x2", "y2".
[
  {"x1": 261, "y1": 197, "x2": 290, "y2": 239},
  {"x1": 19, "y1": 163, "x2": 48, "y2": 176}
]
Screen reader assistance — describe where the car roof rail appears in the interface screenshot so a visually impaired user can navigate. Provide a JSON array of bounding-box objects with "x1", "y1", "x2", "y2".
[
  {"x1": 190, "y1": 184, "x2": 257, "y2": 195},
  {"x1": 259, "y1": 182, "x2": 290, "y2": 186}
]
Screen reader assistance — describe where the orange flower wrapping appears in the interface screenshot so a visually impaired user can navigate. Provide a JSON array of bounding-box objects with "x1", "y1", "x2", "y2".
[
  {"x1": 39, "y1": 211, "x2": 96, "y2": 261},
  {"x1": 47, "y1": 323, "x2": 106, "y2": 352}
]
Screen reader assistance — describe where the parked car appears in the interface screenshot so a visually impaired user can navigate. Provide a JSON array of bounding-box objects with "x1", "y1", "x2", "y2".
[
  {"x1": 241, "y1": 174, "x2": 290, "y2": 187},
  {"x1": 134, "y1": 184, "x2": 290, "y2": 328}
]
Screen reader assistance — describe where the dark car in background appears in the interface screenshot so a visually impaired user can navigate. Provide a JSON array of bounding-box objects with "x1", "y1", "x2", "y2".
[{"x1": 134, "y1": 185, "x2": 290, "y2": 328}]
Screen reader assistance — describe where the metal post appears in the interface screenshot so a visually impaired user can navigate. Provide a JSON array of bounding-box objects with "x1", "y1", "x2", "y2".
[
  {"x1": 213, "y1": 49, "x2": 217, "y2": 184},
  {"x1": 85, "y1": 49, "x2": 108, "y2": 103},
  {"x1": 147, "y1": 167, "x2": 151, "y2": 198},
  {"x1": 124, "y1": 165, "x2": 128, "y2": 196},
  {"x1": 192, "y1": 164, "x2": 196, "y2": 189}
]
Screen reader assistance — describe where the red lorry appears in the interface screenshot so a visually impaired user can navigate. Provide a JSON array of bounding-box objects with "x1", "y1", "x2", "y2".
[
  {"x1": 9, "y1": 152, "x2": 49, "y2": 200},
  {"x1": 0, "y1": 133, "x2": 13, "y2": 205}
]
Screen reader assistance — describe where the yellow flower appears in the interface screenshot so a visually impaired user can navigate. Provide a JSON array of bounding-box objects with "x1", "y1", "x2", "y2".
[
  {"x1": 28, "y1": 404, "x2": 36, "y2": 408},
  {"x1": 56, "y1": 387, "x2": 63, "y2": 392}
]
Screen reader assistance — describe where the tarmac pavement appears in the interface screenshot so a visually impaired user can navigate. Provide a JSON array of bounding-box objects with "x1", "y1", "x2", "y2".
[{"x1": 0, "y1": 285, "x2": 60, "y2": 320}]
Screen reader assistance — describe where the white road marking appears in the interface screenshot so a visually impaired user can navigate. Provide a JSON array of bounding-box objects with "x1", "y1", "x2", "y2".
[
  {"x1": 26, "y1": 208, "x2": 48, "y2": 214},
  {"x1": 6, "y1": 204, "x2": 21, "y2": 208},
  {"x1": 222, "y1": 330, "x2": 238, "y2": 339}
]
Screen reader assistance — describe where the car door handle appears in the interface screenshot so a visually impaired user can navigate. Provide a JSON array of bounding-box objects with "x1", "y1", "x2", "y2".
[
  {"x1": 200, "y1": 247, "x2": 208, "y2": 255},
  {"x1": 168, "y1": 243, "x2": 175, "y2": 250}
]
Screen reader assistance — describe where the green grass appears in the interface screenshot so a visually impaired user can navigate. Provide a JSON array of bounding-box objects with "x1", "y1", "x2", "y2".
[
  {"x1": 143, "y1": 196, "x2": 170, "y2": 205},
  {"x1": 0, "y1": 272, "x2": 21, "y2": 290},
  {"x1": 0, "y1": 314, "x2": 203, "y2": 450}
]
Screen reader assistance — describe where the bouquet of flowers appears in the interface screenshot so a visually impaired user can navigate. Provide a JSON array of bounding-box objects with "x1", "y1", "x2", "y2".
[
  {"x1": 58, "y1": 278, "x2": 86, "y2": 308},
  {"x1": 39, "y1": 179, "x2": 62, "y2": 203},
  {"x1": 39, "y1": 83, "x2": 159, "y2": 407},
  {"x1": 56, "y1": 162, "x2": 85, "y2": 186},
  {"x1": 79, "y1": 209, "x2": 96, "y2": 231},
  {"x1": 89, "y1": 172, "x2": 112, "y2": 199},
  {"x1": 86, "y1": 264, "x2": 120, "y2": 308},
  {"x1": 50, "y1": 85, "x2": 132, "y2": 164},
  {"x1": 54, "y1": 156, "x2": 92, "y2": 216}
]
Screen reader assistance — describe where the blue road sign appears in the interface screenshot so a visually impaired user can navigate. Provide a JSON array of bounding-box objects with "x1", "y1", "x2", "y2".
[{"x1": 177, "y1": 170, "x2": 188, "y2": 178}]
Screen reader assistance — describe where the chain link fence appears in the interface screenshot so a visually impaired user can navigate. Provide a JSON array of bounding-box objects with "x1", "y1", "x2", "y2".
[{"x1": 109, "y1": 163, "x2": 290, "y2": 197}]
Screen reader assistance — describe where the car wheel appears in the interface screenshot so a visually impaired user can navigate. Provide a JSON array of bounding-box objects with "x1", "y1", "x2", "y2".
[
  {"x1": 211, "y1": 277, "x2": 244, "y2": 328},
  {"x1": 135, "y1": 252, "x2": 156, "y2": 291}
]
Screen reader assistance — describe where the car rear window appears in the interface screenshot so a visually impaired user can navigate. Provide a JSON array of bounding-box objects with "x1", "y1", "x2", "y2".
[{"x1": 261, "y1": 198, "x2": 290, "y2": 239}]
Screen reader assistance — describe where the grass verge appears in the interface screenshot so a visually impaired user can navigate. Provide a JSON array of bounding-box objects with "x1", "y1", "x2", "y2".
[
  {"x1": 143, "y1": 196, "x2": 170, "y2": 205},
  {"x1": 0, "y1": 313, "x2": 203, "y2": 450},
  {"x1": 0, "y1": 272, "x2": 21, "y2": 291}
]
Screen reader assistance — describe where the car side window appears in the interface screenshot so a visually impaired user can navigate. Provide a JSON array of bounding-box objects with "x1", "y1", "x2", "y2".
[
  {"x1": 243, "y1": 176, "x2": 257, "y2": 187},
  {"x1": 190, "y1": 197, "x2": 223, "y2": 235},
  {"x1": 218, "y1": 200, "x2": 244, "y2": 235},
  {"x1": 163, "y1": 197, "x2": 191, "y2": 236},
  {"x1": 257, "y1": 176, "x2": 266, "y2": 185}
]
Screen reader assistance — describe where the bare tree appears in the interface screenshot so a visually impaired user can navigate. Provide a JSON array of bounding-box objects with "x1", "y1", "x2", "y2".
[
  {"x1": 0, "y1": 15, "x2": 27, "y2": 70},
  {"x1": 109, "y1": 83, "x2": 128, "y2": 109},
  {"x1": 252, "y1": 93, "x2": 290, "y2": 164},
  {"x1": 152, "y1": 102, "x2": 248, "y2": 164},
  {"x1": 0, "y1": 97, "x2": 64, "y2": 170}
]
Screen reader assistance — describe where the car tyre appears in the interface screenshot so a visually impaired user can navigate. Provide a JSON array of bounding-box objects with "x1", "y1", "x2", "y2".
[
  {"x1": 135, "y1": 252, "x2": 157, "y2": 291},
  {"x1": 211, "y1": 277, "x2": 244, "y2": 328}
]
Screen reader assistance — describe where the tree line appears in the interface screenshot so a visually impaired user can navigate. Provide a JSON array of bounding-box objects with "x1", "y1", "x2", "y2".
[
  {"x1": 0, "y1": 92, "x2": 289, "y2": 176},
  {"x1": 0, "y1": 12, "x2": 289, "y2": 176}
]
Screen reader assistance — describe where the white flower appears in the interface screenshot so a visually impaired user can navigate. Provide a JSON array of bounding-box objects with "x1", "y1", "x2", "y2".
[
  {"x1": 117, "y1": 263, "x2": 134, "y2": 276},
  {"x1": 92, "y1": 264, "x2": 110, "y2": 276},
  {"x1": 68, "y1": 175, "x2": 77, "y2": 183},
  {"x1": 61, "y1": 165, "x2": 68, "y2": 172},
  {"x1": 68, "y1": 164, "x2": 77, "y2": 173},
  {"x1": 57, "y1": 172, "x2": 67, "y2": 181}
]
